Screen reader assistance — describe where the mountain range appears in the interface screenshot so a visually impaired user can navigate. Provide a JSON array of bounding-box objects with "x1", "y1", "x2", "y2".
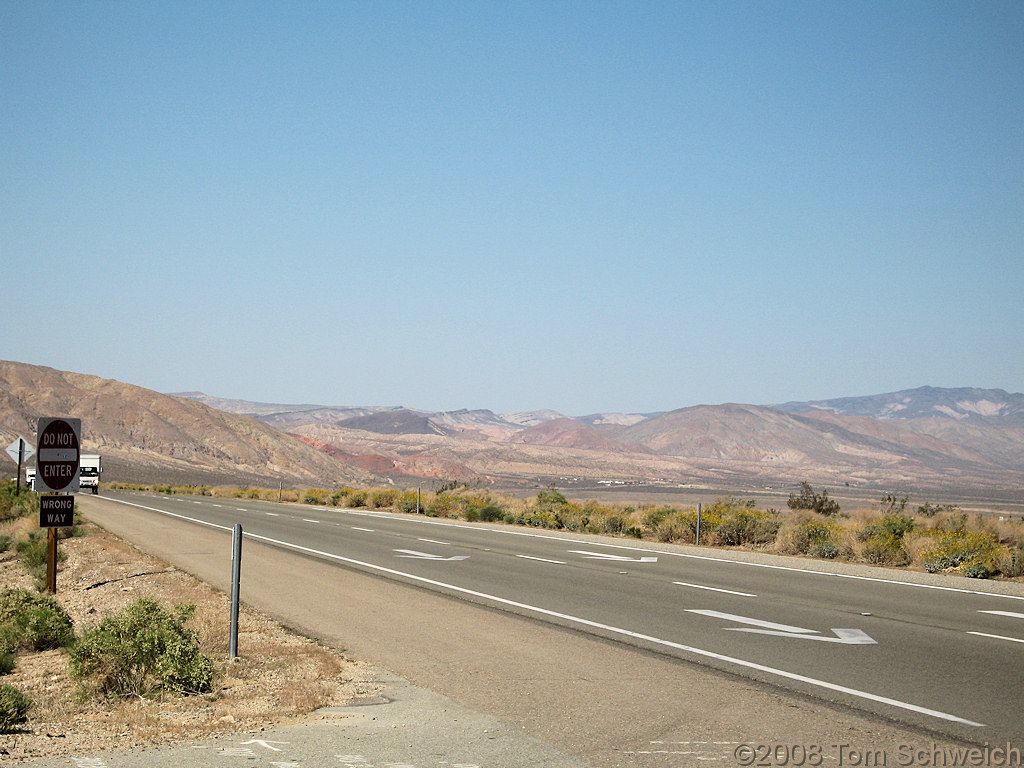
[{"x1": 2, "y1": 360, "x2": 1022, "y2": 499}]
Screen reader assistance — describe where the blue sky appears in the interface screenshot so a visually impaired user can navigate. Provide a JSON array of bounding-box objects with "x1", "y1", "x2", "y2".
[{"x1": 2, "y1": 1, "x2": 1022, "y2": 415}]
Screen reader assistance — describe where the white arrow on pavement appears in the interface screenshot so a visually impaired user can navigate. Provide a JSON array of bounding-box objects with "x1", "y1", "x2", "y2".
[
  {"x1": 687, "y1": 609, "x2": 877, "y2": 645},
  {"x1": 239, "y1": 740, "x2": 289, "y2": 751},
  {"x1": 394, "y1": 549, "x2": 469, "y2": 561},
  {"x1": 569, "y1": 550, "x2": 658, "y2": 563}
]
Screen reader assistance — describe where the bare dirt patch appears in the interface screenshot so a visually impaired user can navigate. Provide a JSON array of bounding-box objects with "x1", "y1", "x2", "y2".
[{"x1": 0, "y1": 521, "x2": 377, "y2": 763}]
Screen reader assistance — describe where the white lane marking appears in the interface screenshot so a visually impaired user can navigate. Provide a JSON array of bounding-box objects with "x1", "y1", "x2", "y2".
[
  {"x1": 235, "y1": 507, "x2": 248, "y2": 512},
  {"x1": 688, "y1": 610, "x2": 813, "y2": 634},
  {"x1": 979, "y1": 610, "x2": 1024, "y2": 619},
  {"x1": 418, "y1": 538, "x2": 450, "y2": 545},
  {"x1": 674, "y1": 581, "x2": 757, "y2": 597},
  {"x1": 240, "y1": 739, "x2": 288, "y2": 751},
  {"x1": 351, "y1": 527, "x2": 375, "y2": 533},
  {"x1": 304, "y1": 519, "x2": 320, "y2": 524},
  {"x1": 687, "y1": 610, "x2": 877, "y2": 645},
  {"x1": 318, "y1": 506, "x2": 1024, "y2": 601},
  {"x1": 394, "y1": 549, "x2": 469, "y2": 561},
  {"x1": 266, "y1": 512, "x2": 279, "y2": 517},
  {"x1": 97, "y1": 495, "x2": 984, "y2": 728},
  {"x1": 570, "y1": 550, "x2": 658, "y2": 563},
  {"x1": 212, "y1": 504, "x2": 223, "y2": 508},
  {"x1": 517, "y1": 554, "x2": 566, "y2": 565},
  {"x1": 968, "y1": 631, "x2": 1024, "y2": 644}
]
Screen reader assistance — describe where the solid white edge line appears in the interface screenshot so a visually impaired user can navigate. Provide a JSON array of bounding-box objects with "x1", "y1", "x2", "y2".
[
  {"x1": 673, "y1": 581, "x2": 757, "y2": 597},
  {"x1": 978, "y1": 610, "x2": 1024, "y2": 620},
  {"x1": 967, "y1": 631, "x2": 1024, "y2": 644},
  {"x1": 96, "y1": 494, "x2": 985, "y2": 728}
]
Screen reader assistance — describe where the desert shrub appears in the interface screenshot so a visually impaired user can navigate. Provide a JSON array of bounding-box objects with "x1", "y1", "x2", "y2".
[
  {"x1": 0, "y1": 652, "x2": 13, "y2": 675},
  {"x1": 302, "y1": 489, "x2": 329, "y2": 505},
  {"x1": 860, "y1": 533, "x2": 910, "y2": 566},
  {"x1": 779, "y1": 519, "x2": 842, "y2": 557},
  {"x1": 962, "y1": 562, "x2": 991, "y2": 579},
  {"x1": 995, "y1": 545, "x2": 1024, "y2": 579},
  {"x1": 708, "y1": 498, "x2": 780, "y2": 547},
  {"x1": 370, "y1": 489, "x2": 400, "y2": 509},
  {"x1": 69, "y1": 598, "x2": 214, "y2": 699},
  {"x1": 811, "y1": 540, "x2": 840, "y2": 559},
  {"x1": 917, "y1": 502, "x2": 959, "y2": 518},
  {"x1": 918, "y1": 529, "x2": 1000, "y2": 575},
  {"x1": 327, "y1": 488, "x2": 353, "y2": 506},
  {"x1": 653, "y1": 508, "x2": 722, "y2": 544},
  {"x1": 346, "y1": 490, "x2": 368, "y2": 508},
  {"x1": 877, "y1": 493, "x2": 909, "y2": 516},
  {"x1": 0, "y1": 588, "x2": 75, "y2": 651},
  {"x1": 522, "y1": 510, "x2": 559, "y2": 529},
  {"x1": 427, "y1": 493, "x2": 458, "y2": 518},
  {"x1": 0, "y1": 535, "x2": 12, "y2": 554},
  {"x1": 856, "y1": 513, "x2": 915, "y2": 566},
  {"x1": 788, "y1": 482, "x2": 840, "y2": 516},
  {"x1": 14, "y1": 533, "x2": 67, "y2": 571},
  {"x1": 0, "y1": 683, "x2": 31, "y2": 732},
  {"x1": 477, "y1": 504, "x2": 505, "y2": 523},
  {"x1": 642, "y1": 507, "x2": 674, "y2": 531},
  {"x1": 0, "y1": 481, "x2": 35, "y2": 523}
]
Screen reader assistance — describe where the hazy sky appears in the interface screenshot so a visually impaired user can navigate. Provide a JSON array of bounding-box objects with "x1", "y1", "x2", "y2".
[{"x1": 3, "y1": 2, "x2": 1022, "y2": 415}]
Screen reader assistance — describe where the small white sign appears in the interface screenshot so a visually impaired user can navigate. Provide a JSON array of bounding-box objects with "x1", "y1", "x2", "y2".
[{"x1": 5, "y1": 437, "x2": 35, "y2": 464}]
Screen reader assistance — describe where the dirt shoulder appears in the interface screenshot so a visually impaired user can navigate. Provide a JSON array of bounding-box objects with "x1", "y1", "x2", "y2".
[{"x1": 0, "y1": 518, "x2": 377, "y2": 763}]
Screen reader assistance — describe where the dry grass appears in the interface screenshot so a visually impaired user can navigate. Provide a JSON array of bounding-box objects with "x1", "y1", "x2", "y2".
[{"x1": 0, "y1": 521, "x2": 375, "y2": 762}]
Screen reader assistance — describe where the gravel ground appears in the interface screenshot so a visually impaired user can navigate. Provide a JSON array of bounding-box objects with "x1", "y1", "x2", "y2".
[{"x1": 0, "y1": 517, "x2": 378, "y2": 764}]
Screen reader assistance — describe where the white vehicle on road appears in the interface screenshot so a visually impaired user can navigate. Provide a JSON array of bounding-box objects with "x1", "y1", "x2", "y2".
[{"x1": 79, "y1": 454, "x2": 101, "y2": 494}]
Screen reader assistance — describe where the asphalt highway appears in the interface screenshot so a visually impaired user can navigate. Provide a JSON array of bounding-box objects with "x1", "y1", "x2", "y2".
[{"x1": 76, "y1": 491, "x2": 1024, "y2": 760}]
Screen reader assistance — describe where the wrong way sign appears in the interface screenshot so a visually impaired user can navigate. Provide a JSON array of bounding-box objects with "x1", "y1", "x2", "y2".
[{"x1": 36, "y1": 417, "x2": 81, "y2": 493}]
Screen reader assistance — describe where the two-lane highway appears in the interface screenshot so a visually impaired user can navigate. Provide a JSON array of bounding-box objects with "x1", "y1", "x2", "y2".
[{"x1": 92, "y1": 491, "x2": 1023, "y2": 745}]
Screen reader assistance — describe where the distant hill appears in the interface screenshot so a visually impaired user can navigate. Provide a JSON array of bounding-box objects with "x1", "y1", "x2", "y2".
[
  {"x1": 774, "y1": 386, "x2": 1024, "y2": 426},
  {"x1": 2, "y1": 361, "x2": 380, "y2": 487},
  {"x1": 6, "y1": 363, "x2": 1021, "y2": 498}
]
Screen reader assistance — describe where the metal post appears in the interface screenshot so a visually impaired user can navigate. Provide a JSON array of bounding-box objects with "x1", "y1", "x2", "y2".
[
  {"x1": 696, "y1": 503, "x2": 702, "y2": 546},
  {"x1": 16, "y1": 438, "x2": 24, "y2": 495},
  {"x1": 278, "y1": 481, "x2": 283, "y2": 504},
  {"x1": 229, "y1": 523, "x2": 242, "y2": 658},
  {"x1": 46, "y1": 527, "x2": 58, "y2": 593},
  {"x1": 416, "y1": 487, "x2": 421, "y2": 514}
]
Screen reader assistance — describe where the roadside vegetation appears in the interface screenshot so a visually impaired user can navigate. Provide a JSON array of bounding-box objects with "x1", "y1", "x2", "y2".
[
  {"x1": 1, "y1": 478, "x2": 358, "y2": 752},
  {"x1": 108, "y1": 480, "x2": 1024, "y2": 581},
  {"x1": 0, "y1": 480, "x2": 214, "y2": 732}
]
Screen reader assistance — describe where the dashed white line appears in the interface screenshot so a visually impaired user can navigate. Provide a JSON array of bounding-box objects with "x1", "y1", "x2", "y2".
[
  {"x1": 967, "y1": 631, "x2": 1024, "y2": 644},
  {"x1": 418, "y1": 538, "x2": 450, "y2": 545},
  {"x1": 674, "y1": 581, "x2": 757, "y2": 597},
  {"x1": 517, "y1": 554, "x2": 566, "y2": 565},
  {"x1": 979, "y1": 610, "x2": 1024, "y2": 619},
  {"x1": 351, "y1": 527, "x2": 375, "y2": 533}
]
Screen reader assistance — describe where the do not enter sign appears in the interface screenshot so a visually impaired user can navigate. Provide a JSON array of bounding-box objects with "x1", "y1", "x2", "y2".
[{"x1": 36, "y1": 418, "x2": 81, "y2": 493}]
